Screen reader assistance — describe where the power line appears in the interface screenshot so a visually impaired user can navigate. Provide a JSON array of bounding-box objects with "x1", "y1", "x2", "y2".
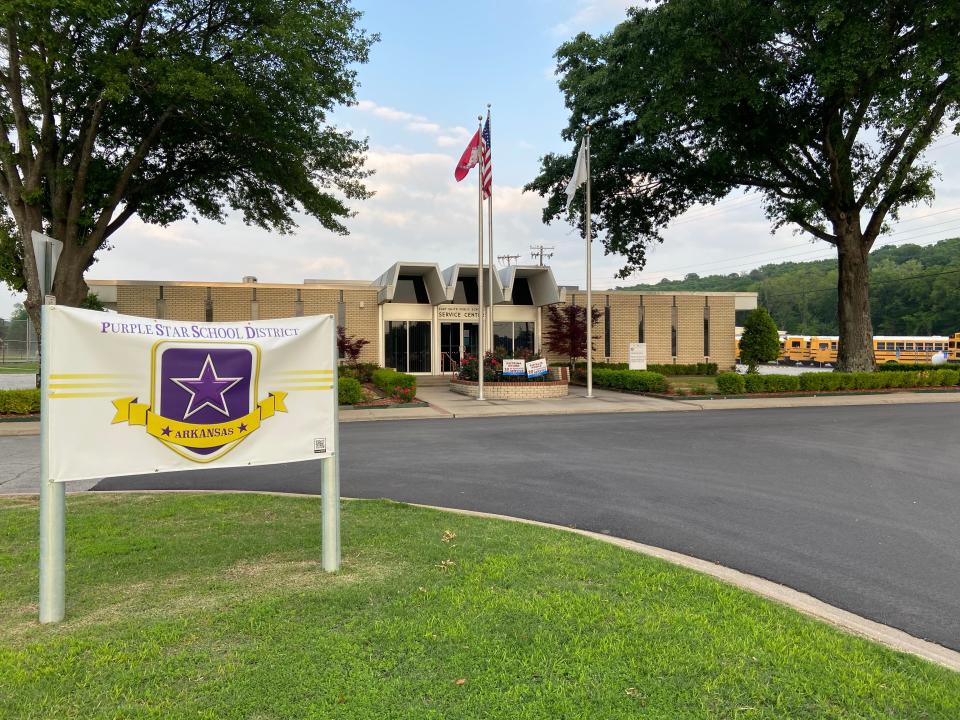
[
  {"x1": 634, "y1": 209, "x2": 960, "y2": 279},
  {"x1": 762, "y1": 267, "x2": 960, "y2": 300},
  {"x1": 530, "y1": 244, "x2": 554, "y2": 266}
]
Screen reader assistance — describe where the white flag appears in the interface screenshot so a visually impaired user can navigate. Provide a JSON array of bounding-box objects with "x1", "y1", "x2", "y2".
[{"x1": 565, "y1": 139, "x2": 588, "y2": 212}]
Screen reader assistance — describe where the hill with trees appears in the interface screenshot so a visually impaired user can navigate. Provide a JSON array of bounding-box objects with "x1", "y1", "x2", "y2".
[{"x1": 619, "y1": 238, "x2": 960, "y2": 336}]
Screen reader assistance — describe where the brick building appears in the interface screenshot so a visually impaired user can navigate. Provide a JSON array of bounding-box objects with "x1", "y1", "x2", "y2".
[{"x1": 88, "y1": 262, "x2": 756, "y2": 375}]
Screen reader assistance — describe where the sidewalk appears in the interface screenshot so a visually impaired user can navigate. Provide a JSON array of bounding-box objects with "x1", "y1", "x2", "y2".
[{"x1": 3, "y1": 385, "x2": 959, "y2": 439}]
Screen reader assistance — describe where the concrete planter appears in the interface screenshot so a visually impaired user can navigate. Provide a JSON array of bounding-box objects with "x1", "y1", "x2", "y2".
[{"x1": 449, "y1": 378, "x2": 569, "y2": 400}]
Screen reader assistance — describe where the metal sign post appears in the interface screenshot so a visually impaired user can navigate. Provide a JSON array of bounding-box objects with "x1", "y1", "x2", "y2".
[
  {"x1": 35, "y1": 231, "x2": 65, "y2": 624},
  {"x1": 321, "y1": 359, "x2": 341, "y2": 572}
]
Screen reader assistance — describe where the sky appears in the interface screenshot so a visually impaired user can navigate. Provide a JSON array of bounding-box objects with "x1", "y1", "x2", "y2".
[{"x1": 3, "y1": 0, "x2": 960, "y2": 319}]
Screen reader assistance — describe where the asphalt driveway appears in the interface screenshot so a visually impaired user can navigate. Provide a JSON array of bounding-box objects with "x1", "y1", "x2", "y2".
[{"x1": 89, "y1": 403, "x2": 960, "y2": 651}]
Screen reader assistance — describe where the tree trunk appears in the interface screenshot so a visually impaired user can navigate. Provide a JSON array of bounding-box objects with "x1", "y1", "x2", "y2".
[{"x1": 835, "y1": 228, "x2": 875, "y2": 372}]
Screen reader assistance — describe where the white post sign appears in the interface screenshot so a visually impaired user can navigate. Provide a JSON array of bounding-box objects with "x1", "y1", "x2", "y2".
[
  {"x1": 502, "y1": 359, "x2": 525, "y2": 376},
  {"x1": 526, "y1": 358, "x2": 548, "y2": 378},
  {"x1": 628, "y1": 343, "x2": 647, "y2": 370},
  {"x1": 39, "y1": 307, "x2": 342, "y2": 623}
]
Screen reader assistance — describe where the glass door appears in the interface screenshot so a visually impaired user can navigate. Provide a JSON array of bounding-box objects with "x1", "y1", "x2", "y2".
[
  {"x1": 462, "y1": 322, "x2": 479, "y2": 358},
  {"x1": 384, "y1": 320, "x2": 432, "y2": 373},
  {"x1": 440, "y1": 322, "x2": 460, "y2": 372}
]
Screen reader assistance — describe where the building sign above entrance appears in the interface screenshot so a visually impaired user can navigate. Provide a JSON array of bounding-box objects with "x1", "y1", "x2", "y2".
[{"x1": 438, "y1": 304, "x2": 480, "y2": 321}]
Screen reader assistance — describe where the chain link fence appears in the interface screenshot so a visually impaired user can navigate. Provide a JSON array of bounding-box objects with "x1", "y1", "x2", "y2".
[{"x1": 0, "y1": 318, "x2": 40, "y2": 365}]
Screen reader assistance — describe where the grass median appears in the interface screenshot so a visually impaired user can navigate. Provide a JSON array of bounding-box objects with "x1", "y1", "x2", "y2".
[{"x1": 1, "y1": 493, "x2": 958, "y2": 718}]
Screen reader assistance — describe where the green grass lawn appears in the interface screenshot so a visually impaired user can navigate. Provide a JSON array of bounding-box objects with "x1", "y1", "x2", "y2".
[
  {"x1": 1, "y1": 493, "x2": 957, "y2": 719},
  {"x1": 0, "y1": 362, "x2": 38, "y2": 374},
  {"x1": 667, "y1": 375, "x2": 719, "y2": 394}
]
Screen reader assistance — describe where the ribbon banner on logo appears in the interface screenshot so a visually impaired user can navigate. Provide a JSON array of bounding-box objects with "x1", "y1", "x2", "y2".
[{"x1": 43, "y1": 307, "x2": 337, "y2": 481}]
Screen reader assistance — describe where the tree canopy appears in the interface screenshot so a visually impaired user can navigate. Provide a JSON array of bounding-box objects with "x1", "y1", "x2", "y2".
[
  {"x1": 527, "y1": 1, "x2": 959, "y2": 371},
  {"x1": 0, "y1": 0, "x2": 374, "y2": 317}
]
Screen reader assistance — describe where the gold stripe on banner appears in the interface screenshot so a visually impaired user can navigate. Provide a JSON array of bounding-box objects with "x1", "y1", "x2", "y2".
[
  {"x1": 50, "y1": 382, "x2": 137, "y2": 389},
  {"x1": 276, "y1": 385, "x2": 334, "y2": 391},
  {"x1": 111, "y1": 392, "x2": 289, "y2": 449},
  {"x1": 50, "y1": 373, "x2": 139, "y2": 380},
  {"x1": 275, "y1": 369, "x2": 334, "y2": 376},
  {"x1": 49, "y1": 392, "x2": 127, "y2": 399}
]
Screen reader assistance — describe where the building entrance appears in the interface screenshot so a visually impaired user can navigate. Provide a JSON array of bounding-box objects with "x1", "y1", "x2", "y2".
[{"x1": 440, "y1": 322, "x2": 479, "y2": 372}]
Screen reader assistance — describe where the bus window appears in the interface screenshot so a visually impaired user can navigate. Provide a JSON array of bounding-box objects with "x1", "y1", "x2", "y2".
[{"x1": 831, "y1": 342, "x2": 837, "y2": 350}]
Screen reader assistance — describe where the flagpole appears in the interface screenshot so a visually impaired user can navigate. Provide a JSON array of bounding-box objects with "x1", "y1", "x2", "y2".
[
  {"x1": 486, "y1": 105, "x2": 494, "y2": 354},
  {"x1": 477, "y1": 115, "x2": 485, "y2": 401},
  {"x1": 585, "y1": 127, "x2": 593, "y2": 399}
]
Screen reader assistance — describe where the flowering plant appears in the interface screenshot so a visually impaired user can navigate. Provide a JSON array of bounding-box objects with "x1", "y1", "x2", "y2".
[
  {"x1": 392, "y1": 386, "x2": 416, "y2": 403},
  {"x1": 457, "y1": 351, "x2": 499, "y2": 381}
]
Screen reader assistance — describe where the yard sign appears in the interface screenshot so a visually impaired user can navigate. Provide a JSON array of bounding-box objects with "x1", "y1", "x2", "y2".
[{"x1": 39, "y1": 306, "x2": 341, "y2": 623}]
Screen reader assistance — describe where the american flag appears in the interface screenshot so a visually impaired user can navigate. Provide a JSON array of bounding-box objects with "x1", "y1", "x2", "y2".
[{"x1": 480, "y1": 111, "x2": 492, "y2": 199}]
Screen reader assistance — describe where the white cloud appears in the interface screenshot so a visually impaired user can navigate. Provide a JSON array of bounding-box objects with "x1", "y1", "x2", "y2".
[
  {"x1": 550, "y1": 0, "x2": 649, "y2": 38},
  {"x1": 352, "y1": 99, "x2": 473, "y2": 148}
]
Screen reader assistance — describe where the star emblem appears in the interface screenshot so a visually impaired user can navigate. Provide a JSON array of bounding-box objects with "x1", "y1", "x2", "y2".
[
  {"x1": 161, "y1": 426, "x2": 171, "y2": 436},
  {"x1": 171, "y1": 354, "x2": 242, "y2": 419},
  {"x1": 238, "y1": 423, "x2": 247, "y2": 433}
]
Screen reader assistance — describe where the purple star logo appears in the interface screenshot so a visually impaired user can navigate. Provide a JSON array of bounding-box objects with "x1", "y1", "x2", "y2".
[
  {"x1": 238, "y1": 423, "x2": 247, "y2": 433},
  {"x1": 161, "y1": 426, "x2": 171, "y2": 436},
  {"x1": 171, "y1": 354, "x2": 242, "y2": 419}
]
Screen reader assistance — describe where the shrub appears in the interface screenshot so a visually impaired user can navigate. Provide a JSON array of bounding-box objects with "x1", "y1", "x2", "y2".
[
  {"x1": 743, "y1": 373, "x2": 766, "y2": 393},
  {"x1": 762, "y1": 374, "x2": 800, "y2": 392},
  {"x1": 0, "y1": 389, "x2": 41, "y2": 414},
  {"x1": 591, "y1": 368, "x2": 668, "y2": 393},
  {"x1": 691, "y1": 384, "x2": 709, "y2": 395},
  {"x1": 338, "y1": 377, "x2": 364, "y2": 405},
  {"x1": 716, "y1": 373, "x2": 745, "y2": 394},
  {"x1": 339, "y1": 362, "x2": 379, "y2": 383},
  {"x1": 876, "y1": 363, "x2": 944, "y2": 372},
  {"x1": 739, "y1": 308, "x2": 780, "y2": 371},
  {"x1": 574, "y1": 361, "x2": 718, "y2": 376},
  {"x1": 372, "y1": 368, "x2": 416, "y2": 396}
]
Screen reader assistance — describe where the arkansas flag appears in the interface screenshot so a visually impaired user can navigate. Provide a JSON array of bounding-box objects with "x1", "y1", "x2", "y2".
[{"x1": 454, "y1": 130, "x2": 481, "y2": 181}]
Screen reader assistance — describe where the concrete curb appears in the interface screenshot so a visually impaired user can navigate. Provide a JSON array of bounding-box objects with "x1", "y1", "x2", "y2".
[{"x1": 7, "y1": 488, "x2": 955, "y2": 672}]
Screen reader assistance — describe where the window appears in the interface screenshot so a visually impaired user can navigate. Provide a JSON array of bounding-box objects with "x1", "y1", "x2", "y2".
[
  {"x1": 604, "y1": 305, "x2": 611, "y2": 358},
  {"x1": 906, "y1": 342, "x2": 914, "y2": 350},
  {"x1": 394, "y1": 275, "x2": 430, "y2": 303},
  {"x1": 792, "y1": 340, "x2": 801, "y2": 348},
  {"x1": 638, "y1": 303, "x2": 644, "y2": 343},
  {"x1": 671, "y1": 301, "x2": 678, "y2": 357},
  {"x1": 831, "y1": 342, "x2": 837, "y2": 350},
  {"x1": 819, "y1": 343, "x2": 828, "y2": 350},
  {"x1": 493, "y1": 322, "x2": 513, "y2": 354},
  {"x1": 703, "y1": 305, "x2": 710, "y2": 357},
  {"x1": 492, "y1": 322, "x2": 535, "y2": 355}
]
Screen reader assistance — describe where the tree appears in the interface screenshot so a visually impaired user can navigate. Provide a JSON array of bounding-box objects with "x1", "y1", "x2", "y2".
[
  {"x1": 0, "y1": 0, "x2": 374, "y2": 335},
  {"x1": 739, "y1": 308, "x2": 781, "y2": 372},
  {"x1": 543, "y1": 304, "x2": 603, "y2": 368},
  {"x1": 336, "y1": 326, "x2": 369, "y2": 365},
  {"x1": 526, "y1": 1, "x2": 960, "y2": 372}
]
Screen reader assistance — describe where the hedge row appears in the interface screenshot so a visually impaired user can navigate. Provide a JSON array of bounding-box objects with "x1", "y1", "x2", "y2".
[
  {"x1": 338, "y1": 377, "x2": 364, "y2": 405},
  {"x1": 715, "y1": 369, "x2": 960, "y2": 394},
  {"x1": 575, "y1": 361, "x2": 718, "y2": 376},
  {"x1": 372, "y1": 368, "x2": 417, "y2": 396},
  {"x1": 591, "y1": 368, "x2": 669, "y2": 393},
  {"x1": 0, "y1": 388, "x2": 40, "y2": 414},
  {"x1": 875, "y1": 362, "x2": 958, "y2": 373}
]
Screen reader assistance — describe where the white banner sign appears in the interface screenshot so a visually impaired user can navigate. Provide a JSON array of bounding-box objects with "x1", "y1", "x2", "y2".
[
  {"x1": 628, "y1": 343, "x2": 647, "y2": 370},
  {"x1": 526, "y1": 358, "x2": 548, "y2": 378},
  {"x1": 44, "y1": 307, "x2": 337, "y2": 482},
  {"x1": 502, "y1": 359, "x2": 525, "y2": 376}
]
